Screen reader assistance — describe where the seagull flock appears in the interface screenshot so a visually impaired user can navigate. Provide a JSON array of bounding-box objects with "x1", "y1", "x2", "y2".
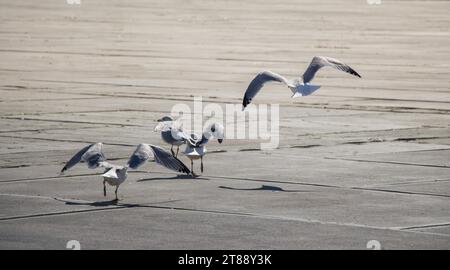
[
  {"x1": 61, "y1": 56, "x2": 360, "y2": 200},
  {"x1": 61, "y1": 118, "x2": 224, "y2": 200}
]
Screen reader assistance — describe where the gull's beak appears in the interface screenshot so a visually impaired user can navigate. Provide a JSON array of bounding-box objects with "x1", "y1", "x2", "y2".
[{"x1": 218, "y1": 139, "x2": 223, "y2": 144}]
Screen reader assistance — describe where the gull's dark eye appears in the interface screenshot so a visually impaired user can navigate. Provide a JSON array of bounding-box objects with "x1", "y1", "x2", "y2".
[{"x1": 211, "y1": 124, "x2": 216, "y2": 133}]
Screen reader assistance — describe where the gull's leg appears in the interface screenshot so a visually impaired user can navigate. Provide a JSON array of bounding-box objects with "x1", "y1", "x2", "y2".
[
  {"x1": 103, "y1": 180, "x2": 106, "y2": 197},
  {"x1": 176, "y1": 146, "x2": 179, "y2": 157},
  {"x1": 115, "y1": 186, "x2": 119, "y2": 201},
  {"x1": 191, "y1": 159, "x2": 196, "y2": 177},
  {"x1": 200, "y1": 157, "x2": 204, "y2": 173},
  {"x1": 170, "y1": 145, "x2": 175, "y2": 156}
]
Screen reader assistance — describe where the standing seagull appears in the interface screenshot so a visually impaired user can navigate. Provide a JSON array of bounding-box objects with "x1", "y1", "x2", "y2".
[
  {"x1": 155, "y1": 116, "x2": 189, "y2": 157},
  {"x1": 242, "y1": 56, "x2": 361, "y2": 110},
  {"x1": 184, "y1": 122, "x2": 224, "y2": 176},
  {"x1": 60, "y1": 142, "x2": 128, "y2": 201}
]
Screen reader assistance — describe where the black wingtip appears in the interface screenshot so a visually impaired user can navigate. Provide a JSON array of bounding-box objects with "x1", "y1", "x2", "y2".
[
  {"x1": 127, "y1": 155, "x2": 141, "y2": 170},
  {"x1": 242, "y1": 97, "x2": 249, "y2": 111},
  {"x1": 171, "y1": 155, "x2": 191, "y2": 175},
  {"x1": 179, "y1": 167, "x2": 191, "y2": 175},
  {"x1": 350, "y1": 68, "x2": 361, "y2": 78}
]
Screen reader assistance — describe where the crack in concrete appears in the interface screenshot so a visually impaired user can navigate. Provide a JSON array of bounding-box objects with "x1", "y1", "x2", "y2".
[
  {"x1": 0, "y1": 170, "x2": 148, "y2": 184},
  {"x1": 0, "y1": 125, "x2": 106, "y2": 134},
  {"x1": 1, "y1": 108, "x2": 156, "y2": 117},
  {"x1": 295, "y1": 126, "x2": 447, "y2": 138},
  {"x1": 351, "y1": 187, "x2": 450, "y2": 199},
  {"x1": 201, "y1": 174, "x2": 450, "y2": 199},
  {"x1": 324, "y1": 157, "x2": 450, "y2": 169},
  {"x1": 393, "y1": 136, "x2": 450, "y2": 142},
  {"x1": 0, "y1": 173, "x2": 99, "y2": 183},
  {"x1": 0, "y1": 134, "x2": 137, "y2": 147},
  {"x1": 400, "y1": 223, "x2": 450, "y2": 231},
  {"x1": 373, "y1": 178, "x2": 450, "y2": 187},
  {"x1": 1, "y1": 116, "x2": 142, "y2": 127},
  {"x1": 0, "y1": 97, "x2": 105, "y2": 103}
]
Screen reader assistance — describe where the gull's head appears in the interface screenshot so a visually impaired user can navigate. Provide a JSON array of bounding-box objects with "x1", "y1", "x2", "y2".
[
  {"x1": 118, "y1": 166, "x2": 129, "y2": 178},
  {"x1": 203, "y1": 122, "x2": 224, "y2": 144},
  {"x1": 187, "y1": 133, "x2": 200, "y2": 146},
  {"x1": 154, "y1": 116, "x2": 174, "y2": 132},
  {"x1": 157, "y1": 116, "x2": 173, "y2": 123}
]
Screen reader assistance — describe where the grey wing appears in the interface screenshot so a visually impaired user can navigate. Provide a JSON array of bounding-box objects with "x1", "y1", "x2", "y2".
[
  {"x1": 128, "y1": 144, "x2": 190, "y2": 174},
  {"x1": 242, "y1": 71, "x2": 292, "y2": 110},
  {"x1": 149, "y1": 145, "x2": 191, "y2": 175},
  {"x1": 174, "y1": 129, "x2": 190, "y2": 142},
  {"x1": 61, "y1": 143, "x2": 106, "y2": 174},
  {"x1": 302, "y1": 56, "x2": 361, "y2": 84},
  {"x1": 127, "y1": 144, "x2": 154, "y2": 169}
]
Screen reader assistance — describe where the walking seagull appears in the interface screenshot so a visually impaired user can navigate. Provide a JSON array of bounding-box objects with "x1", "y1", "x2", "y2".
[
  {"x1": 242, "y1": 56, "x2": 361, "y2": 110},
  {"x1": 155, "y1": 116, "x2": 189, "y2": 157},
  {"x1": 184, "y1": 122, "x2": 224, "y2": 176},
  {"x1": 60, "y1": 142, "x2": 191, "y2": 200}
]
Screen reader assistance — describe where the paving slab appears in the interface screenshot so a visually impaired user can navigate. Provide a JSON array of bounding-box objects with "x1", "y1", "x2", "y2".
[{"x1": 1, "y1": 206, "x2": 449, "y2": 250}]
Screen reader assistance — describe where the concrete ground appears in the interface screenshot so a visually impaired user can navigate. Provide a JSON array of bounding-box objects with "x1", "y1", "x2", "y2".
[{"x1": 0, "y1": 0, "x2": 449, "y2": 249}]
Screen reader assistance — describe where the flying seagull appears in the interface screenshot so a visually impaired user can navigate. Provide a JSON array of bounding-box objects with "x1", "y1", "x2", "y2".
[
  {"x1": 242, "y1": 56, "x2": 361, "y2": 110},
  {"x1": 60, "y1": 142, "x2": 128, "y2": 201},
  {"x1": 184, "y1": 122, "x2": 224, "y2": 176},
  {"x1": 155, "y1": 116, "x2": 190, "y2": 157},
  {"x1": 61, "y1": 142, "x2": 191, "y2": 200}
]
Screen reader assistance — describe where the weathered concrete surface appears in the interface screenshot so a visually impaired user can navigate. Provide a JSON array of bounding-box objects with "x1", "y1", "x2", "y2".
[{"x1": 0, "y1": 0, "x2": 449, "y2": 249}]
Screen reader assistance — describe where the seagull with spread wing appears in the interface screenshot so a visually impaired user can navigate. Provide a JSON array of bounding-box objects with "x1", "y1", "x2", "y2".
[
  {"x1": 242, "y1": 56, "x2": 361, "y2": 110},
  {"x1": 60, "y1": 142, "x2": 191, "y2": 200},
  {"x1": 60, "y1": 142, "x2": 128, "y2": 201}
]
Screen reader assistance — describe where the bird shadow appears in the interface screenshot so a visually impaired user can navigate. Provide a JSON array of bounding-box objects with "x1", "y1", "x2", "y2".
[
  {"x1": 137, "y1": 174, "x2": 209, "y2": 182},
  {"x1": 54, "y1": 197, "x2": 181, "y2": 208},
  {"x1": 218, "y1": 185, "x2": 309, "y2": 193},
  {"x1": 54, "y1": 198, "x2": 122, "y2": 207}
]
